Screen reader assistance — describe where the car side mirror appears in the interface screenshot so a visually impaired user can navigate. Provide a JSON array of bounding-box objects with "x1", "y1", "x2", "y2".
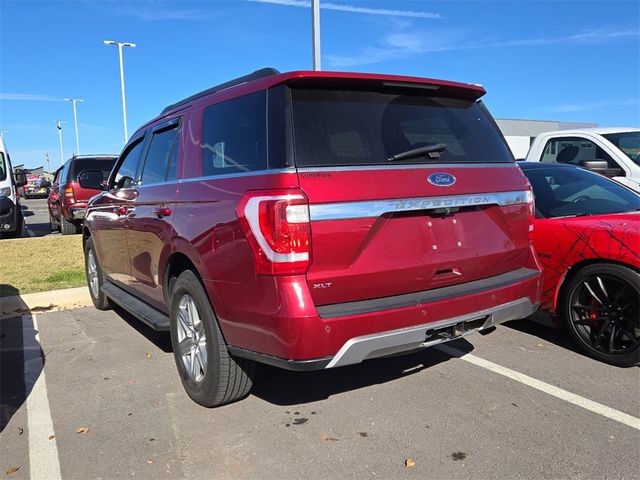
[
  {"x1": 579, "y1": 159, "x2": 624, "y2": 177},
  {"x1": 78, "y1": 170, "x2": 106, "y2": 190},
  {"x1": 14, "y1": 169, "x2": 27, "y2": 187},
  {"x1": 579, "y1": 160, "x2": 609, "y2": 174}
]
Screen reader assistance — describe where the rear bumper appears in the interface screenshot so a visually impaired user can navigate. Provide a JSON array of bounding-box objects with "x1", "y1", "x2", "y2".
[
  {"x1": 70, "y1": 208, "x2": 85, "y2": 220},
  {"x1": 215, "y1": 266, "x2": 542, "y2": 366},
  {"x1": 229, "y1": 297, "x2": 537, "y2": 370},
  {"x1": 61, "y1": 204, "x2": 86, "y2": 222}
]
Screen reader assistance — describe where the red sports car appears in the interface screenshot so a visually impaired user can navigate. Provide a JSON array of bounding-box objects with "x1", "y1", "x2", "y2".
[{"x1": 520, "y1": 162, "x2": 639, "y2": 366}]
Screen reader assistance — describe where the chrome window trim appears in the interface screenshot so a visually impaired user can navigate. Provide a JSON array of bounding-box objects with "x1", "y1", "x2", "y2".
[
  {"x1": 179, "y1": 168, "x2": 296, "y2": 184},
  {"x1": 309, "y1": 190, "x2": 529, "y2": 221},
  {"x1": 297, "y1": 163, "x2": 516, "y2": 173}
]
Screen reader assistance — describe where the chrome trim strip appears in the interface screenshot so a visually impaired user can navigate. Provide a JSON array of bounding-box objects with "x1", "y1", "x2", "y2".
[
  {"x1": 298, "y1": 163, "x2": 516, "y2": 173},
  {"x1": 325, "y1": 297, "x2": 537, "y2": 369},
  {"x1": 179, "y1": 168, "x2": 296, "y2": 184},
  {"x1": 309, "y1": 190, "x2": 528, "y2": 221}
]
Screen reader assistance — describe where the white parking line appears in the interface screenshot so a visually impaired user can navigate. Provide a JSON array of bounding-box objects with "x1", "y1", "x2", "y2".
[
  {"x1": 437, "y1": 344, "x2": 640, "y2": 431},
  {"x1": 23, "y1": 314, "x2": 62, "y2": 480}
]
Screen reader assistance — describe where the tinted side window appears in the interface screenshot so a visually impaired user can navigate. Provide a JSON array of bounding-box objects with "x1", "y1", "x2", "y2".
[
  {"x1": 113, "y1": 138, "x2": 145, "y2": 189},
  {"x1": 201, "y1": 91, "x2": 267, "y2": 176},
  {"x1": 141, "y1": 125, "x2": 179, "y2": 185}
]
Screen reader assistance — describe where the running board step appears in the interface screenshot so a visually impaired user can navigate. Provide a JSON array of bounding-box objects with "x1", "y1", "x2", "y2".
[{"x1": 102, "y1": 282, "x2": 170, "y2": 331}]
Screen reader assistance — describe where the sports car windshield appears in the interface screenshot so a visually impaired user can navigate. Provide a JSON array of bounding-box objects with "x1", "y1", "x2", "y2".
[
  {"x1": 602, "y1": 131, "x2": 640, "y2": 165},
  {"x1": 522, "y1": 165, "x2": 640, "y2": 218}
]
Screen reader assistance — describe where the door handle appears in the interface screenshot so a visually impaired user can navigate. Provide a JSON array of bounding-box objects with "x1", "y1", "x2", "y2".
[{"x1": 154, "y1": 206, "x2": 172, "y2": 219}]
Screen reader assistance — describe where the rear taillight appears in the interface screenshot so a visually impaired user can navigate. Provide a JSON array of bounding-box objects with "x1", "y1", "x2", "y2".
[
  {"x1": 237, "y1": 189, "x2": 311, "y2": 275},
  {"x1": 525, "y1": 188, "x2": 535, "y2": 240},
  {"x1": 64, "y1": 185, "x2": 74, "y2": 203}
]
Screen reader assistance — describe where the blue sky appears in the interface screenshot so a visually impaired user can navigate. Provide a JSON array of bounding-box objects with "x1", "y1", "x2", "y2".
[{"x1": 1, "y1": 0, "x2": 639, "y2": 170}]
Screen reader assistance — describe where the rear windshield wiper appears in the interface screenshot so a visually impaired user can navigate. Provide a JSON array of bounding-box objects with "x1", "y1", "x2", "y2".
[{"x1": 387, "y1": 143, "x2": 447, "y2": 162}]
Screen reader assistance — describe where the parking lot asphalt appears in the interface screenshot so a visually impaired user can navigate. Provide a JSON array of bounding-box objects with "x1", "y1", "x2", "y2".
[
  {"x1": 20, "y1": 198, "x2": 55, "y2": 238},
  {"x1": 1, "y1": 307, "x2": 639, "y2": 480}
]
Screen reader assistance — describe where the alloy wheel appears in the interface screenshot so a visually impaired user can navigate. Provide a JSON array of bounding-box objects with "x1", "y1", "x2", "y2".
[
  {"x1": 176, "y1": 294, "x2": 208, "y2": 383},
  {"x1": 569, "y1": 273, "x2": 639, "y2": 357},
  {"x1": 87, "y1": 249, "x2": 99, "y2": 298}
]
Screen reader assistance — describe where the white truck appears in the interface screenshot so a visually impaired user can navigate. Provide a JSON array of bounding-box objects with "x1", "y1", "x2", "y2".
[{"x1": 524, "y1": 127, "x2": 640, "y2": 192}]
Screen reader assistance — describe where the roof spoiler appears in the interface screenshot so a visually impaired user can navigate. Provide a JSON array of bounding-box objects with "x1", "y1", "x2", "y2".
[{"x1": 160, "y1": 67, "x2": 280, "y2": 115}]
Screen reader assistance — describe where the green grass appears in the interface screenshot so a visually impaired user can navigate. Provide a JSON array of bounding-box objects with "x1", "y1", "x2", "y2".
[{"x1": 0, "y1": 235, "x2": 86, "y2": 297}]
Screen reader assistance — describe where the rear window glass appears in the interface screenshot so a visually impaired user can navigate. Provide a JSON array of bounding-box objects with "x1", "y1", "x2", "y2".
[
  {"x1": 291, "y1": 89, "x2": 513, "y2": 167},
  {"x1": 69, "y1": 158, "x2": 116, "y2": 182},
  {"x1": 602, "y1": 131, "x2": 640, "y2": 165},
  {"x1": 200, "y1": 91, "x2": 267, "y2": 176},
  {"x1": 0, "y1": 153, "x2": 6, "y2": 182}
]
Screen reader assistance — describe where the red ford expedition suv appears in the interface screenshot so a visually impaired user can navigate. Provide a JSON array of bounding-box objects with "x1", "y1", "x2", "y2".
[
  {"x1": 81, "y1": 68, "x2": 542, "y2": 407},
  {"x1": 48, "y1": 155, "x2": 117, "y2": 234}
]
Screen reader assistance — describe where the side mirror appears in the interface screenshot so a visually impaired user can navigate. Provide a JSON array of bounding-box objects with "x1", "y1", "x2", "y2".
[
  {"x1": 14, "y1": 169, "x2": 27, "y2": 187},
  {"x1": 78, "y1": 170, "x2": 106, "y2": 190},
  {"x1": 579, "y1": 159, "x2": 624, "y2": 177},
  {"x1": 579, "y1": 160, "x2": 609, "y2": 174}
]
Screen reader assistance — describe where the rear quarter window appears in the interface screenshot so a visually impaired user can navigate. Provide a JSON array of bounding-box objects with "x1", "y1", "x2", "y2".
[
  {"x1": 200, "y1": 91, "x2": 267, "y2": 176},
  {"x1": 291, "y1": 88, "x2": 513, "y2": 167}
]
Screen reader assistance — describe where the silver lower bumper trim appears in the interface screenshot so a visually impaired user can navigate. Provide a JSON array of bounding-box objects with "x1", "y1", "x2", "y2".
[
  {"x1": 325, "y1": 297, "x2": 537, "y2": 369},
  {"x1": 71, "y1": 208, "x2": 85, "y2": 220}
]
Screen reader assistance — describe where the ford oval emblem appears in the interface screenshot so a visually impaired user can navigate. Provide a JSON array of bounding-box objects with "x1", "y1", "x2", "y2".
[{"x1": 427, "y1": 172, "x2": 456, "y2": 187}]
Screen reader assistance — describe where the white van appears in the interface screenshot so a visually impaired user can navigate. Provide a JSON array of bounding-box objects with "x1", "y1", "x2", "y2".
[{"x1": 0, "y1": 137, "x2": 27, "y2": 238}]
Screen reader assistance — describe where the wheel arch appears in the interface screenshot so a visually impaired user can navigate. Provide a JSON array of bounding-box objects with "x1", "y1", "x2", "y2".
[
  {"x1": 555, "y1": 258, "x2": 640, "y2": 313},
  {"x1": 82, "y1": 225, "x2": 91, "y2": 249},
  {"x1": 163, "y1": 251, "x2": 207, "y2": 309}
]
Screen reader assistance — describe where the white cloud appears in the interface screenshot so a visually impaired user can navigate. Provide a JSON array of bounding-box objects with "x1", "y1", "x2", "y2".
[
  {"x1": 0, "y1": 93, "x2": 62, "y2": 102},
  {"x1": 326, "y1": 27, "x2": 640, "y2": 68},
  {"x1": 248, "y1": 0, "x2": 441, "y2": 19},
  {"x1": 111, "y1": 2, "x2": 209, "y2": 21}
]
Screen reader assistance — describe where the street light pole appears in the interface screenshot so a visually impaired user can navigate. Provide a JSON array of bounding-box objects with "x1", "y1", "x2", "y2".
[
  {"x1": 312, "y1": 0, "x2": 321, "y2": 70},
  {"x1": 103, "y1": 40, "x2": 136, "y2": 144},
  {"x1": 64, "y1": 98, "x2": 84, "y2": 155},
  {"x1": 56, "y1": 121, "x2": 65, "y2": 165}
]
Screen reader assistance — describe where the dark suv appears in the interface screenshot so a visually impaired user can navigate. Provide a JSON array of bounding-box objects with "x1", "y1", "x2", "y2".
[
  {"x1": 48, "y1": 154, "x2": 117, "y2": 234},
  {"x1": 82, "y1": 68, "x2": 542, "y2": 407}
]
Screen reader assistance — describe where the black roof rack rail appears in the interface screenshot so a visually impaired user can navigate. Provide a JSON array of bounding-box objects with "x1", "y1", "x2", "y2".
[{"x1": 160, "y1": 67, "x2": 281, "y2": 115}]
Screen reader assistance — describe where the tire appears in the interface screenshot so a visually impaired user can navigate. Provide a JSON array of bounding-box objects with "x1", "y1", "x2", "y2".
[
  {"x1": 60, "y1": 215, "x2": 79, "y2": 235},
  {"x1": 559, "y1": 264, "x2": 639, "y2": 367},
  {"x1": 50, "y1": 214, "x2": 60, "y2": 233},
  {"x1": 84, "y1": 236, "x2": 112, "y2": 310},
  {"x1": 169, "y1": 270, "x2": 254, "y2": 407},
  {"x1": 9, "y1": 212, "x2": 24, "y2": 239}
]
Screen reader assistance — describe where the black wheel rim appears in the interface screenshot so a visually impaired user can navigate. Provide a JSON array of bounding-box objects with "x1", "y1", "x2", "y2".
[{"x1": 569, "y1": 273, "x2": 640, "y2": 356}]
